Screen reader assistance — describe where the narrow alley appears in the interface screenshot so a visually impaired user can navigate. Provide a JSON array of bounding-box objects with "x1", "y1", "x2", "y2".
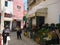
[{"x1": 8, "y1": 31, "x2": 39, "y2": 45}]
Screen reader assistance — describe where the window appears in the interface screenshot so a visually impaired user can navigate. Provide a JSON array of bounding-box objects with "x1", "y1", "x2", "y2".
[
  {"x1": 17, "y1": 5, "x2": 21, "y2": 11},
  {"x1": 5, "y1": 1, "x2": 8, "y2": 7},
  {"x1": 4, "y1": 13, "x2": 12, "y2": 18}
]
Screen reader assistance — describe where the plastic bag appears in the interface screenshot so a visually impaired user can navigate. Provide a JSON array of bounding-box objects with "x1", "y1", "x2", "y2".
[{"x1": 7, "y1": 36, "x2": 10, "y2": 41}]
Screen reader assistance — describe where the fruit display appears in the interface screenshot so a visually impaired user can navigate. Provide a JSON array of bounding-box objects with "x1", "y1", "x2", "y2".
[{"x1": 34, "y1": 28, "x2": 48, "y2": 44}]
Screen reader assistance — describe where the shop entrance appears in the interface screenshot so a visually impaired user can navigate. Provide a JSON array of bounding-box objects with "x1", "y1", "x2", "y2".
[
  {"x1": 36, "y1": 16, "x2": 45, "y2": 27},
  {"x1": 12, "y1": 20, "x2": 21, "y2": 31},
  {"x1": 16, "y1": 21, "x2": 21, "y2": 28},
  {"x1": 4, "y1": 21, "x2": 10, "y2": 28}
]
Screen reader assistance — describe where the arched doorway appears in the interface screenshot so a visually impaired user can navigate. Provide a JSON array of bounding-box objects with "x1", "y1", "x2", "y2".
[{"x1": 12, "y1": 20, "x2": 21, "y2": 31}]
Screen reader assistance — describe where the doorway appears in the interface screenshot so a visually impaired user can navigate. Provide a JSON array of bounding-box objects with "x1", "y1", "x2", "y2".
[
  {"x1": 4, "y1": 21, "x2": 10, "y2": 28},
  {"x1": 12, "y1": 20, "x2": 21, "y2": 31},
  {"x1": 16, "y1": 21, "x2": 21, "y2": 28},
  {"x1": 36, "y1": 16, "x2": 45, "y2": 27}
]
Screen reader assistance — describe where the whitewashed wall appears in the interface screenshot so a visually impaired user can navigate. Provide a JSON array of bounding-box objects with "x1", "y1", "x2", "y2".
[
  {"x1": 45, "y1": 0, "x2": 60, "y2": 24},
  {"x1": 0, "y1": 0, "x2": 5, "y2": 33},
  {"x1": 1, "y1": 0, "x2": 5, "y2": 12}
]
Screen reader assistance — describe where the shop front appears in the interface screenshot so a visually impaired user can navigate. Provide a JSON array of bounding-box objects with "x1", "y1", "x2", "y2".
[
  {"x1": 35, "y1": 8, "x2": 47, "y2": 27},
  {"x1": 4, "y1": 18, "x2": 12, "y2": 31},
  {"x1": 26, "y1": 8, "x2": 48, "y2": 42},
  {"x1": 5, "y1": 13, "x2": 12, "y2": 30},
  {"x1": 12, "y1": 19, "x2": 21, "y2": 31},
  {"x1": 27, "y1": 8, "x2": 48, "y2": 28}
]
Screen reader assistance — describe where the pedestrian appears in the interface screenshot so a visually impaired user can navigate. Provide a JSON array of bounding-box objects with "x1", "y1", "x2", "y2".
[
  {"x1": 16, "y1": 26, "x2": 20, "y2": 39},
  {"x1": 50, "y1": 30, "x2": 59, "y2": 44},
  {"x1": 2, "y1": 26, "x2": 10, "y2": 45},
  {"x1": 55, "y1": 29, "x2": 59, "y2": 44},
  {"x1": 19, "y1": 28, "x2": 22, "y2": 39}
]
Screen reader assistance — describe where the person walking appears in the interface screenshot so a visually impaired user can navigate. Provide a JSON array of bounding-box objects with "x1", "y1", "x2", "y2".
[
  {"x1": 2, "y1": 26, "x2": 10, "y2": 45},
  {"x1": 19, "y1": 28, "x2": 22, "y2": 39},
  {"x1": 16, "y1": 26, "x2": 20, "y2": 39}
]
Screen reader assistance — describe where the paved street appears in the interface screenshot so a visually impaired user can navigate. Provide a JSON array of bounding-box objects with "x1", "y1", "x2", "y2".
[{"x1": 8, "y1": 31, "x2": 39, "y2": 45}]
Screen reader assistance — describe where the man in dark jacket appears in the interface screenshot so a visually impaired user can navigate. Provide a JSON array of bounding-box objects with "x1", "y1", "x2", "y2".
[
  {"x1": 16, "y1": 27, "x2": 22, "y2": 39},
  {"x1": 19, "y1": 28, "x2": 22, "y2": 39},
  {"x1": 2, "y1": 27, "x2": 10, "y2": 45}
]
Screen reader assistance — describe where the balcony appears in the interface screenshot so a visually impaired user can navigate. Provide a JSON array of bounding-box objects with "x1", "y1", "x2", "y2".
[
  {"x1": 28, "y1": 0, "x2": 36, "y2": 6},
  {"x1": 4, "y1": 13, "x2": 12, "y2": 18}
]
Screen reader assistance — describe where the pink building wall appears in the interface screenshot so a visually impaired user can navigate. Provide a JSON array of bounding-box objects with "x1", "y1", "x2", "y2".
[{"x1": 13, "y1": 0, "x2": 24, "y2": 20}]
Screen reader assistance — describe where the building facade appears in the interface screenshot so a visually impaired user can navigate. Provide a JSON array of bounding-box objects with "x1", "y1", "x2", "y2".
[
  {"x1": 0, "y1": 0, "x2": 5, "y2": 33},
  {"x1": 13, "y1": 0, "x2": 24, "y2": 29},
  {"x1": 4, "y1": 0, "x2": 13, "y2": 31},
  {"x1": 0, "y1": 0, "x2": 24, "y2": 32},
  {"x1": 27, "y1": 0, "x2": 60, "y2": 27},
  {"x1": 0, "y1": 0, "x2": 13, "y2": 32},
  {"x1": 0, "y1": 0, "x2": 5, "y2": 45}
]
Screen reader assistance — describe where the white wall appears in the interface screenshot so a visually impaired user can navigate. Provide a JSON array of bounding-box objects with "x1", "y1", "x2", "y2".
[
  {"x1": 4, "y1": 1, "x2": 13, "y2": 14},
  {"x1": 1, "y1": 0, "x2": 5, "y2": 12},
  {"x1": 45, "y1": 0, "x2": 60, "y2": 24},
  {"x1": 0, "y1": 0, "x2": 5, "y2": 33}
]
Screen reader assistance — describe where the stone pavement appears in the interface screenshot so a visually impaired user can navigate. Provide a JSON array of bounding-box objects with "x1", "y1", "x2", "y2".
[{"x1": 8, "y1": 31, "x2": 39, "y2": 45}]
